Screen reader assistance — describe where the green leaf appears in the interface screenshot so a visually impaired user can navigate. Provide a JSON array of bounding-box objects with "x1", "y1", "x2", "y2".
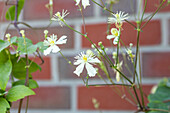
[
  {"x1": 11, "y1": 56, "x2": 41, "y2": 79},
  {"x1": 158, "y1": 78, "x2": 170, "y2": 88},
  {"x1": 5, "y1": 0, "x2": 25, "y2": 21},
  {"x1": 17, "y1": 37, "x2": 38, "y2": 55},
  {"x1": 148, "y1": 86, "x2": 170, "y2": 102},
  {"x1": 148, "y1": 101, "x2": 169, "y2": 113},
  {"x1": 0, "y1": 98, "x2": 10, "y2": 113},
  {"x1": 36, "y1": 42, "x2": 48, "y2": 53},
  {"x1": 0, "y1": 37, "x2": 17, "y2": 52},
  {"x1": 0, "y1": 90, "x2": 7, "y2": 96},
  {"x1": 0, "y1": 50, "x2": 12, "y2": 90},
  {"x1": 6, "y1": 85, "x2": 35, "y2": 102},
  {"x1": 12, "y1": 79, "x2": 39, "y2": 89}
]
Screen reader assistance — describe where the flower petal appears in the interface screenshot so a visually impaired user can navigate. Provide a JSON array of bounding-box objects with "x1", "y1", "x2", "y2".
[
  {"x1": 74, "y1": 63, "x2": 85, "y2": 76},
  {"x1": 44, "y1": 46, "x2": 52, "y2": 56},
  {"x1": 113, "y1": 37, "x2": 119, "y2": 45},
  {"x1": 55, "y1": 35, "x2": 67, "y2": 44},
  {"x1": 43, "y1": 40, "x2": 50, "y2": 46},
  {"x1": 107, "y1": 35, "x2": 114, "y2": 40},
  {"x1": 74, "y1": 59, "x2": 83, "y2": 65},
  {"x1": 82, "y1": 0, "x2": 90, "y2": 9},
  {"x1": 85, "y1": 62, "x2": 97, "y2": 77},
  {"x1": 116, "y1": 72, "x2": 120, "y2": 82},
  {"x1": 51, "y1": 45, "x2": 60, "y2": 53},
  {"x1": 88, "y1": 57, "x2": 100, "y2": 64},
  {"x1": 75, "y1": 0, "x2": 80, "y2": 5}
]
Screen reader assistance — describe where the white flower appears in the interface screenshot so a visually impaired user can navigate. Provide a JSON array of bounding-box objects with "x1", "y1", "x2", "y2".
[
  {"x1": 75, "y1": 0, "x2": 90, "y2": 9},
  {"x1": 43, "y1": 34, "x2": 67, "y2": 55},
  {"x1": 108, "y1": 11, "x2": 129, "y2": 25},
  {"x1": 114, "y1": 61, "x2": 123, "y2": 82},
  {"x1": 73, "y1": 51, "x2": 100, "y2": 77},
  {"x1": 51, "y1": 10, "x2": 69, "y2": 27},
  {"x1": 107, "y1": 28, "x2": 119, "y2": 45}
]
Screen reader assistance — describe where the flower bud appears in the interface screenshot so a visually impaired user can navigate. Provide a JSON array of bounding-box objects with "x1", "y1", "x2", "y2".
[{"x1": 20, "y1": 30, "x2": 25, "y2": 38}]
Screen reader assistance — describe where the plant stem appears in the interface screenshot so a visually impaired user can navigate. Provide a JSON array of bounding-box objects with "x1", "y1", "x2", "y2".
[
  {"x1": 89, "y1": 83, "x2": 131, "y2": 87},
  {"x1": 141, "y1": 0, "x2": 165, "y2": 29},
  {"x1": 62, "y1": 20, "x2": 133, "y2": 84}
]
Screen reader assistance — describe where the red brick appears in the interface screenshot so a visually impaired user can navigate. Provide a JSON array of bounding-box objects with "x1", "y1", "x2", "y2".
[
  {"x1": 145, "y1": 0, "x2": 170, "y2": 13},
  {"x1": 12, "y1": 86, "x2": 71, "y2": 109},
  {"x1": 0, "y1": 1, "x2": 9, "y2": 22},
  {"x1": 23, "y1": 0, "x2": 93, "y2": 20},
  {"x1": 78, "y1": 85, "x2": 153, "y2": 110},
  {"x1": 102, "y1": 0, "x2": 136, "y2": 16},
  {"x1": 82, "y1": 20, "x2": 161, "y2": 48},
  {"x1": 32, "y1": 56, "x2": 51, "y2": 80},
  {"x1": 142, "y1": 52, "x2": 170, "y2": 77},
  {"x1": 7, "y1": 26, "x2": 74, "y2": 49}
]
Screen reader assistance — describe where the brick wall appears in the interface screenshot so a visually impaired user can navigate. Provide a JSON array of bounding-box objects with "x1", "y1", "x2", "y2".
[{"x1": 0, "y1": 0, "x2": 170, "y2": 113}]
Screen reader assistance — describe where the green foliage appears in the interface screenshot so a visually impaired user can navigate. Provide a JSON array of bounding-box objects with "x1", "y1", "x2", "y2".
[
  {"x1": 5, "y1": 0, "x2": 25, "y2": 21},
  {"x1": 6, "y1": 85, "x2": 35, "y2": 102},
  {"x1": 0, "y1": 98, "x2": 10, "y2": 113},
  {"x1": 148, "y1": 78, "x2": 170, "y2": 113},
  {"x1": 11, "y1": 55, "x2": 41, "y2": 79},
  {"x1": 0, "y1": 37, "x2": 17, "y2": 52},
  {"x1": 0, "y1": 90, "x2": 7, "y2": 96},
  {"x1": 0, "y1": 50, "x2": 12, "y2": 90},
  {"x1": 36, "y1": 42, "x2": 48, "y2": 53},
  {"x1": 17, "y1": 37, "x2": 38, "y2": 55},
  {"x1": 12, "y1": 79, "x2": 39, "y2": 89}
]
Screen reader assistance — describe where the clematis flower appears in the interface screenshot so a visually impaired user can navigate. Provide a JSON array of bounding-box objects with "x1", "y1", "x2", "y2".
[
  {"x1": 108, "y1": 11, "x2": 129, "y2": 26},
  {"x1": 107, "y1": 28, "x2": 119, "y2": 45},
  {"x1": 75, "y1": 0, "x2": 90, "y2": 9},
  {"x1": 51, "y1": 10, "x2": 69, "y2": 27},
  {"x1": 43, "y1": 34, "x2": 67, "y2": 55},
  {"x1": 73, "y1": 51, "x2": 100, "y2": 77}
]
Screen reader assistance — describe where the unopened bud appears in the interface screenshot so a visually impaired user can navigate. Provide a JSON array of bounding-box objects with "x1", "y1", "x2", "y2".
[
  {"x1": 91, "y1": 44, "x2": 96, "y2": 49},
  {"x1": 20, "y1": 30, "x2": 25, "y2": 38},
  {"x1": 129, "y1": 43, "x2": 133, "y2": 47},
  {"x1": 98, "y1": 41, "x2": 102, "y2": 46},
  {"x1": 5, "y1": 33, "x2": 11, "y2": 42}
]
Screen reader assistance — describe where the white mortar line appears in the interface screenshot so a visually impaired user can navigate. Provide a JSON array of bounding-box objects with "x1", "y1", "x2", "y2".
[
  {"x1": 51, "y1": 54, "x2": 59, "y2": 82},
  {"x1": 93, "y1": 0, "x2": 101, "y2": 18},
  {"x1": 161, "y1": 17, "x2": 169, "y2": 46},
  {"x1": 74, "y1": 23, "x2": 82, "y2": 50},
  {"x1": 71, "y1": 85, "x2": 77, "y2": 111}
]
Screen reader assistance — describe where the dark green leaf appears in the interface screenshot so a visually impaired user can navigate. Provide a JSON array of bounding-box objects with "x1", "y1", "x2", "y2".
[
  {"x1": 5, "y1": 0, "x2": 25, "y2": 21},
  {"x1": 0, "y1": 90, "x2": 7, "y2": 96},
  {"x1": 0, "y1": 98, "x2": 10, "y2": 113},
  {"x1": 0, "y1": 50, "x2": 12, "y2": 90},
  {"x1": 6, "y1": 85, "x2": 35, "y2": 102},
  {"x1": 17, "y1": 37, "x2": 38, "y2": 55},
  {"x1": 11, "y1": 55, "x2": 41, "y2": 79},
  {"x1": 148, "y1": 101, "x2": 169, "y2": 113},
  {"x1": 12, "y1": 79, "x2": 39, "y2": 89},
  {"x1": 0, "y1": 37, "x2": 17, "y2": 52},
  {"x1": 148, "y1": 86, "x2": 170, "y2": 102}
]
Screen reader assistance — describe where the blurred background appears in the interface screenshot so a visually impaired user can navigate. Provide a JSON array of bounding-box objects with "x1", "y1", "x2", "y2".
[{"x1": 0, "y1": 0, "x2": 170, "y2": 113}]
